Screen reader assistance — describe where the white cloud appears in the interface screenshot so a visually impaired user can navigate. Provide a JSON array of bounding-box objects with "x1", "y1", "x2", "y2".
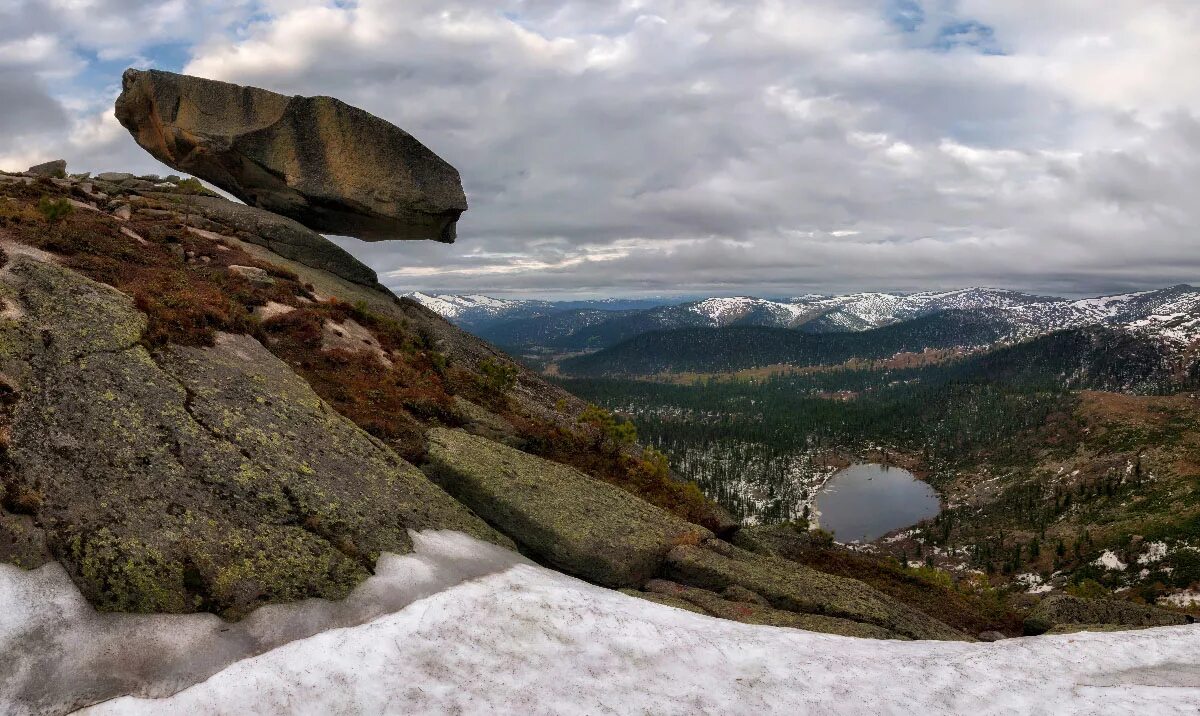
[{"x1": 1, "y1": 0, "x2": 1199, "y2": 297}]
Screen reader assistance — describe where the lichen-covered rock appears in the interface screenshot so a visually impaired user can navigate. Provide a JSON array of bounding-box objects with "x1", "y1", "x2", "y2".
[
  {"x1": 453, "y1": 397, "x2": 524, "y2": 448},
  {"x1": 423, "y1": 428, "x2": 711, "y2": 587},
  {"x1": 644, "y1": 579, "x2": 904, "y2": 639},
  {"x1": 0, "y1": 255, "x2": 509, "y2": 618},
  {"x1": 115, "y1": 68, "x2": 467, "y2": 243},
  {"x1": 663, "y1": 540, "x2": 968, "y2": 641},
  {"x1": 0, "y1": 512, "x2": 51, "y2": 569},
  {"x1": 1024, "y1": 594, "x2": 1192, "y2": 635}
]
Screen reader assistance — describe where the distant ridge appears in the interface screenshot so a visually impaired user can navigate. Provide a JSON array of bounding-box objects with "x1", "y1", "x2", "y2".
[{"x1": 412, "y1": 285, "x2": 1200, "y2": 353}]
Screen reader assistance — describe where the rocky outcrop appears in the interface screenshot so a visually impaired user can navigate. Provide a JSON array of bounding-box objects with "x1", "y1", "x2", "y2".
[
  {"x1": 423, "y1": 428, "x2": 711, "y2": 587},
  {"x1": 663, "y1": 540, "x2": 968, "y2": 640},
  {"x1": 115, "y1": 69, "x2": 468, "y2": 243},
  {"x1": 170, "y1": 194, "x2": 380, "y2": 287},
  {"x1": 0, "y1": 253, "x2": 508, "y2": 618},
  {"x1": 641, "y1": 579, "x2": 903, "y2": 639},
  {"x1": 25, "y1": 160, "x2": 66, "y2": 178},
  {"x1": 1024, "y1": 594, "x2": 1193, "y2": 635}
]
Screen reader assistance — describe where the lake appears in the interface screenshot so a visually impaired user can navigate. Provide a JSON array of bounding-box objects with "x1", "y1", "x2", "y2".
[{"x1": 813, "y1": 464, "x2": 940, "y2": 542}]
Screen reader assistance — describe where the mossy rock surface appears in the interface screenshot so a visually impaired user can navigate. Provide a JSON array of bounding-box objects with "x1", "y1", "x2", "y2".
[
  {"x1": 644, "y1": 579, "x2": 904, "y2": 640},
  {"x1": 423, "y1": 427, "x2": 711, "y2": 587},
  {"x1": 1024, "y1": 594, "x2": 1192, "y2": 635},
  {"x1": 0, "y1": 256, "x2": 508, "y2": 618},
  {"x1": 663, "y1": 540, "x2": 968, "y2": 641}
]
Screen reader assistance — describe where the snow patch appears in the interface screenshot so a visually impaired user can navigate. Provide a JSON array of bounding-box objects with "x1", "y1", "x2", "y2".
[
  {"x1": 2, "y1": 532, "x2": 1199, "y2": 714},
  {"x1": 1095, "y1": 550, "x2": 1129, "y2": 571},
  {"x1": 1159, "y1": 590, "x2": 1200, "y2": 608},
  {"x1": 1014, "y1": 573, "x2": 1054, "y2": 595},
  {"x1": 1138, "y1": 541, "x2": 1169, "y2": 565},
  {"x1": 0, "y1": 531, "x2": 527, "y2": 715},
  {"x1": 83, "y1": 545, "x2": 1200, "y2": 715}
]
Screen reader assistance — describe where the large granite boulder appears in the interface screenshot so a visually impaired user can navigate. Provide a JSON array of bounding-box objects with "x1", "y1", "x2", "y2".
[
  {"x1": 114, "y1": 68, "x2": 467, "y2": 242},
  {"x1": 25, "y1": 160, "x2": 66, "y2": 178},
  {"x1": 423, "y1": 428, "x2": 712, "y2": 587},
  {"x1": 640, "y1": 579, "x2": 903, "y2": 639}
]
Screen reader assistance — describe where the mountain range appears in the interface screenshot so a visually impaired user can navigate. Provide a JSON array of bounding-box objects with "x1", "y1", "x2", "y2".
[{"x1": 408, "y1": 286, "x2": 1200, "y2": 357}]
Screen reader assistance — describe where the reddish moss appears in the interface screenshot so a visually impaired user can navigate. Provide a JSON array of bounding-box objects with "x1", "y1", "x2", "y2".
[{"x1": 263, "y1": 306, "x2": 462, "y2": 463}]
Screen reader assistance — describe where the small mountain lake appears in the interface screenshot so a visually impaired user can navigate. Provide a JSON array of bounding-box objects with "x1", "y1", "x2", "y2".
[{"x1": 813, "y1": 464, "x2": 941, "y2": 542}]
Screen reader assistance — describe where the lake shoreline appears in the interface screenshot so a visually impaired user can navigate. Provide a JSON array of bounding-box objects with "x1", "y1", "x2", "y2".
[{"x1": 813, "y1": 463, "x2": 943, "y2": 543}]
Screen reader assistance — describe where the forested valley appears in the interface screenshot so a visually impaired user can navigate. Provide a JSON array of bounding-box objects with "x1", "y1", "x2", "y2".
[{"x1": 553, "y1": 328, "x2": 1200, "y2": 607}]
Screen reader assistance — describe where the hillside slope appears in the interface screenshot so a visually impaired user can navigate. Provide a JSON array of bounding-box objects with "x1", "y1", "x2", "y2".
[
  {"x1": 559, "y1": 311, "x2": 1017, "y2": 376},
  {"x1": 1, "y1": 165, "x2": 1064, "y2": 716}
]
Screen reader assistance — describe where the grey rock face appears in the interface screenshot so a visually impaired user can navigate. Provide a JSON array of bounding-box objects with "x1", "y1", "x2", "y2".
[
  {"x1": 663, "y1": 540, "x2": 969, "y2": 641},
  {"x1": 25, "y1": 160, "x2": 66, "y2": 178},
  {"x1": 643, "y1": 579, "x2": 904, "y2": 639},
  {"x1": 115, "y1": 68, "x2": 468, "y2": 242}
]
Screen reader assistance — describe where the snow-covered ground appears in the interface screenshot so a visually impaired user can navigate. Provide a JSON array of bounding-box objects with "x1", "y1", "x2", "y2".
[{"x1": 4, "y1": 531, "x2": 1199, "y2": 715}]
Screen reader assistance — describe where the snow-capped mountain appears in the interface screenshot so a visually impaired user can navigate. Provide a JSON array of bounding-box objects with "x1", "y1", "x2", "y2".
[
  {"x1": 686, "y1": 297, "x2": 815, "y2": 327},
  {"x1": 416, "y1": 285, "x2": 1200, "y2": 352},
  {"x1": 405, "y1": 293, "x2": 555, "y2": 329},
  {"x1": 793, "y1": 288, "x2": 1053, "y2": 333},
  {"x1": 997, "y1": 285, "x2": 1200, "y2": 345}
]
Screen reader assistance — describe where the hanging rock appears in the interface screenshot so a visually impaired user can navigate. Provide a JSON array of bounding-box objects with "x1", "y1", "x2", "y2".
[{"x1": 114, "y1": 68, "x2": 468, "y2": 243}]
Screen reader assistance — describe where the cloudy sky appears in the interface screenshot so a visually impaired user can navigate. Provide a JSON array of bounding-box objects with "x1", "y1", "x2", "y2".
[{"x1": 2, "y1": 1, "x2": 1198, "y2": 298}]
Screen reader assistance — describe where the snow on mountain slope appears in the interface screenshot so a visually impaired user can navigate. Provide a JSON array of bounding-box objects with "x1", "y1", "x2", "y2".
[
  {"x1": 688, "y1": 297, "x2": 811, "y2": 327},
  {"x1": 413, "y1": 286, "x2": 1200, "y2": 348},
  {"x1": 797, "y1": 288, "x2": 1055, "y2": 332},
  {"x1": 405, "y1": 293, "x2": 560, "y2": 330},
  {"x1": 76, "y1": 532, "x2": 1200, "y2": 715},
  {"x1": 407, "y1": 292, "x2": 543, "y2": 321},
  {"x1": 996, "y1": 286, "x2": 1200, "y2": 344}
]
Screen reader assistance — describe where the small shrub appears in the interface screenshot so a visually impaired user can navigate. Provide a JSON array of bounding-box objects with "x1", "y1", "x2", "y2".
[
  {"x1": 1065, "y1": 578, "x2": 1110, "y2": 599},
  {"x1": 578, "y1": 403, "x2": 638, "y2": 447},
  {"x1": 479, "y1": 357, "x2": 519, "y2": 394},
  {"x1": 36, "y1": 196, "x2": 74, "y2": 223},
  {"x1": 178, "y1": 178, "x2": 204, "y2": 192},
  {"x1": 807, "y1": 528, "x2": 836, "y2": 549}
]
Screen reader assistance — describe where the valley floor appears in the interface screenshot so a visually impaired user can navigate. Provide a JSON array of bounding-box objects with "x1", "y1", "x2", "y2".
[{"x1": 5, "y1": 532, "x2": 1197, "y2": 715}]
